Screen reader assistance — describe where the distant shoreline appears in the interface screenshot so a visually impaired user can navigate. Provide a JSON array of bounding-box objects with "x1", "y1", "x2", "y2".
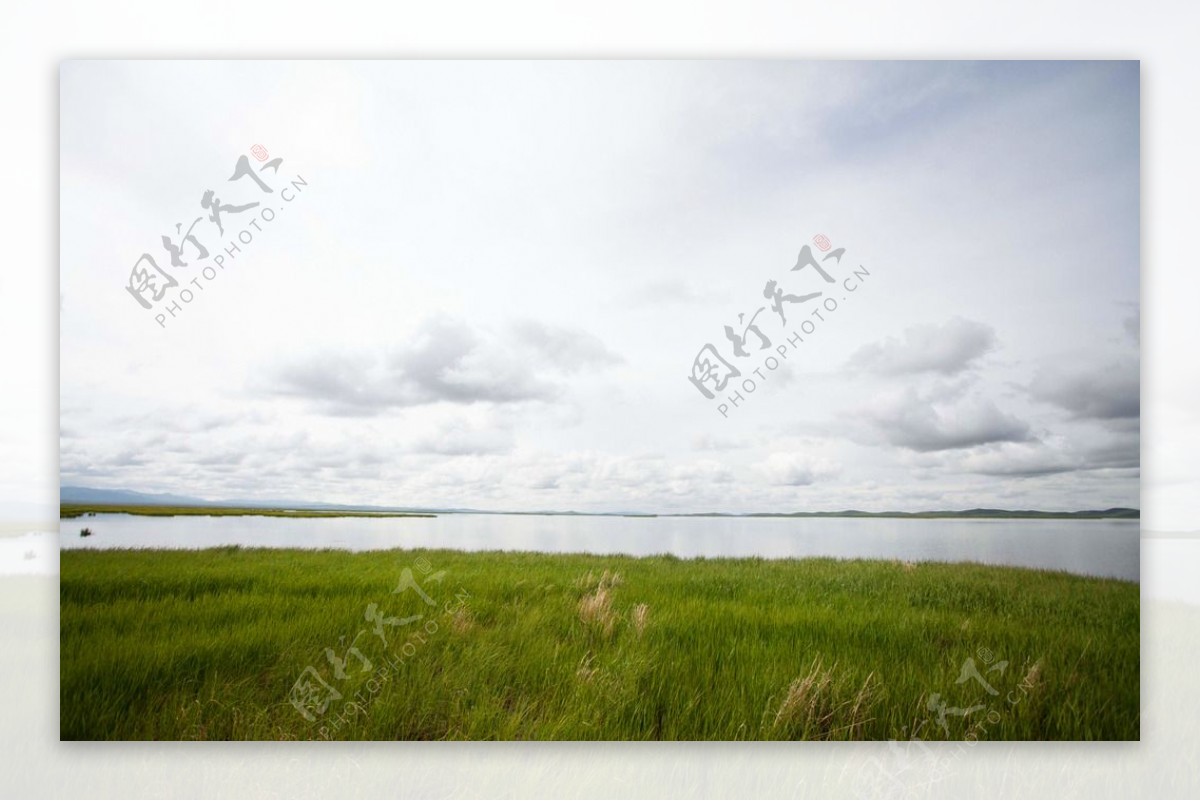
[
  {"x1": 59, "y1": 504, "x2": 435, "y2": 520},
  {"x1": 59, "y1": 501, "x2": 1139, "y2": 521}
]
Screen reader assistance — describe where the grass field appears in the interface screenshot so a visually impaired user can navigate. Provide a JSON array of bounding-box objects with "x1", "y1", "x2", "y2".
[{"x1": 60, "y1": 548, "x2": 1139, "y2": 741}]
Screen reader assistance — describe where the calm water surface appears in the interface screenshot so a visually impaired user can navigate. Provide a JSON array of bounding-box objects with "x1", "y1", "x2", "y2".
[{"x1": 59, "y1": 514, "x2": 1139, "y2": 581}]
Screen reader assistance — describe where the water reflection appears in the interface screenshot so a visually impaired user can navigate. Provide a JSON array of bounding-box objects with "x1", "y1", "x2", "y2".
[{"x1": 58, "y1": 514, "x2": 1139, "y2": 581}]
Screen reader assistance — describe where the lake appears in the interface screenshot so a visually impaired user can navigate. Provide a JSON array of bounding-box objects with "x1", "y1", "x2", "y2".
[{"x1": 58, "y1": 514, "x2": 1140, "y2": 581}]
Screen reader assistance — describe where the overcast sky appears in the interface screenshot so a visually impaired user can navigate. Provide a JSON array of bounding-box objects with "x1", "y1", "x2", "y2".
[{"x1": 59, "y1": 60, "x2": 1139, "y2": 513}]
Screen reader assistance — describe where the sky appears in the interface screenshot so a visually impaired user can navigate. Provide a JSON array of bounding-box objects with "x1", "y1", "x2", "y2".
[{"x1": 59, "y1": 60, "x2": 1140, "y2": 513}]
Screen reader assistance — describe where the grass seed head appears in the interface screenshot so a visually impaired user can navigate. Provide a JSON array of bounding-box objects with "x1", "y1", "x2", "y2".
[
  {"x1": 578, "y1": 585, "x2": 616, "y2": 637},
  {"x1": 632, "y1": 603, "x2": 650, "y2": 637}
]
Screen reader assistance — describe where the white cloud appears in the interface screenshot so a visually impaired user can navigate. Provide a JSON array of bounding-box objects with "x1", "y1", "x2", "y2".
[
  {"x1": 848, "y1": 317, "x2": 996, "y2": 376},
  {"x1": 59, "y1": 61, "x2": 1139, "y2": 513}
]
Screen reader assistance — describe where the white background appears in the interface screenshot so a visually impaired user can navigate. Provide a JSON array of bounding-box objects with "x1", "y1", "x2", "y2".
[{"x1": 3, "y1": 1, "x2": 1199, "y2": 797}]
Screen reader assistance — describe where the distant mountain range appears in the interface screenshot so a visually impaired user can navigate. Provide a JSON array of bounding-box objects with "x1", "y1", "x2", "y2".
[
  {"x1": 59, "y1": 486, "x2": 1139, "y2": 519},
  {"x1": 59, "y1": 486, "x2": 479, "y2": 514},
  {"x1": 61, "y1": 486, "x2": 211, "y2": 507}
]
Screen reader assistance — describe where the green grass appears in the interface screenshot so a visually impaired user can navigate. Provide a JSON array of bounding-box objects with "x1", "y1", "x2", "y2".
[
  {"x1": 60, "y1": 503, "x2": 435, "y2": 519},
  {"x1": 60, "y1": 548, "x2": 1139, "y2": 741}
]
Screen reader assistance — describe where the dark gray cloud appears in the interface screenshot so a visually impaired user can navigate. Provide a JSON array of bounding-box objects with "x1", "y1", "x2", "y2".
[
  {"x1": 268, "y1": 317, "x2": 619, "y2": 416},
  {"x1": 848, "y1": 317, "x2": 996, "y2": 376},
  {"x1": 1081, "y1": 431, "x2": 1140, "y2": 471},
  {"x1": 271, "y1": 354, "x2": 401, "y2": 415},
  {"x1": 388, "y1": 319, "x2": 555, "y2": 405},
  {"x1": 954, "y1": 426, "x2": 1138, "y2": 479},
  {"x1": 958, "y1": 442, "x2": 1080, "y2": 478},
  {"x1": 1028, "y1": 358, "x2": 1139, "y2": 420},
  {"x1": 866, "y1": 385, "x2": 1032, "y2": 452}
]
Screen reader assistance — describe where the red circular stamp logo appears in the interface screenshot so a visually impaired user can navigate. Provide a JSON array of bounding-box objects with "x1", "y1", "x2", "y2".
[
  {"x1": 251, "y1": 144, "x2": 269, "y2": 162},
  {"x1": 813, "y1": 234, "x2": 832, "y2": 252}
]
